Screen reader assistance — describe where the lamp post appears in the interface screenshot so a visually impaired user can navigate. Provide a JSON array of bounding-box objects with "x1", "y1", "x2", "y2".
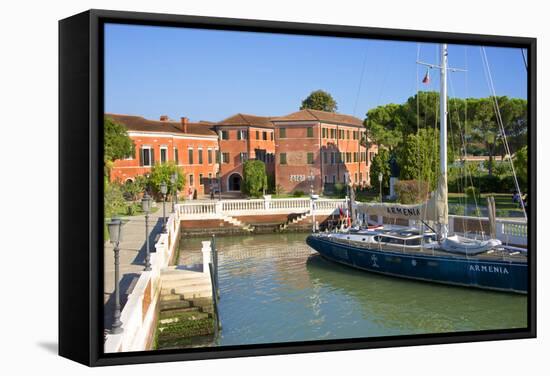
[
  {"x1": 107, "y1": 217, "x2": 123, "y2": 334},
  {"x1": 170, "y1": 173, "x2": 177, "y2": 213},
  {"x1": 160, "y1": 181, "x2": 168, "y2": 233},
  {"x1": 141, "y1": 192, "x2": 152, "y2": 271},
  {"x1": 378, "y1": 172, "x2": 383, "y2": 203},
  {"x1": 216, "y1": 171, "x2": 221, "y2": 201},
  {"x1": 310, "y1": 190, "x2": 319, "y2": 233}
]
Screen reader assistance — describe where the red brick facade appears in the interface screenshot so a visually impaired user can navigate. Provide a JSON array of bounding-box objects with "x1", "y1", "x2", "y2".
[
  {"x1": 273, "y1": 110, "x2": 378, "y2": 194},
  {"x1": 108, "y1": 109, "x2": 378, "y2": 197},
  {"x1": 215, "y1": 114, "x2": 275, "y2": 192},
  {"x1": 108, "y1": 114, "x2": 219, "y2": 197}
]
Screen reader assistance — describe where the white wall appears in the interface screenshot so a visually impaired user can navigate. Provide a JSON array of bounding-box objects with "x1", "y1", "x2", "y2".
[{"x1": 1, "y1": 1, "x2": 546, "y2": 376}]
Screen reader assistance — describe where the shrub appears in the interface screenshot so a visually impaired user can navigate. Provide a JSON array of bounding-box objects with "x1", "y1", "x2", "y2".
[
  {"x1": 242, "y1": 160, "x2": 267, "y2": 198},
  {"x1": 149, "y1": 162, "x2": 185, "y2": 197},
  {"x1": 121, "y1": 176, "x2": 147, "y2": 201},
  {"x1": 394, "y1": 180, "x2": 429, "y2": 204},
  {"x1": 333, "y1": 183, "x2": 345, "y2": 194},
  {"x1": 104, "y1": 181, "x2": 126, "y2": 218},
  {"x1": 449, "y1": 204, "x2": 465, "y2": 216},
  {"x1": 465, "y1": 186, "x2": 481, "y2": 202},
  {"x1": 293, "y1": 190, "x2": 305, "y2": 197}
]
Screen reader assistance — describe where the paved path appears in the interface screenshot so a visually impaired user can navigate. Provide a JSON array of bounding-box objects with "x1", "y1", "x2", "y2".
[{"x1": 103, "y1": 202, "x2": 169, "y2": 331}]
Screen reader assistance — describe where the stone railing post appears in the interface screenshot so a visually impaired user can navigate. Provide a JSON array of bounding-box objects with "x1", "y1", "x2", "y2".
[
  {"x1": 215, "y1": 201, "x2": 223, "y2": 216},
  {"x1": 201, "y1": 240, "x2": 212, "y2": 278},
  {"x1": 264, "y1": 195, "x2": 271, "y2": 210}
]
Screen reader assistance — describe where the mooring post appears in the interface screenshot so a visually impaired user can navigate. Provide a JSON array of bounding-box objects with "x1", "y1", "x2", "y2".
[{"x1": 201, "y1": 240, "x2": 212, "y2": 278}]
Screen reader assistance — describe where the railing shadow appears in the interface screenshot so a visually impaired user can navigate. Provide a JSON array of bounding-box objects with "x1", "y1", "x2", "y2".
[
  {"x1": 103, "y1": 272, "x2": 140, "y2": 331},
  {"x1": 131, "y1": 217, "x2": 164, "y2": 266}
]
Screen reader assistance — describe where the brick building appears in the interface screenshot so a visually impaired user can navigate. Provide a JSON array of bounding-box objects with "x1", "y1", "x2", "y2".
[
  {"x1": 108, "y1": 109, "x2": 378, "y2": 197},
  {"x1": 214, "y1": 114, "x2": 275, "y2": 192},
  {"x1": 107, "y1": 114, "x2": 219, "y2": 197},
  {"x1": 272, "y1": 109, "x2": 378, "y2": 194}
]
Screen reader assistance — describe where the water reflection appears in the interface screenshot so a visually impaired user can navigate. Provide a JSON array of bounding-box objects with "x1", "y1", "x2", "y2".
[{"x1": 178, "y1": 233, "x2": 527, "y2": 347}]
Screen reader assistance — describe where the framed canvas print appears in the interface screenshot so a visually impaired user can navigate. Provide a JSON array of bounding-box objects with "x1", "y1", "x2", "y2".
[{"x1": 59, "y1": 9, "x2": 536, "y2": 366}]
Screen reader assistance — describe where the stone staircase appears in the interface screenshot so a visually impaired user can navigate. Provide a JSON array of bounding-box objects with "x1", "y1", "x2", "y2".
[
  {"x1": 279, "y1": 211, "x2": 311, "y2": 231},
  {"x1": 220, "y1": 214, "x2": 255, "y2": 232},
  {"x1": 155, "y1": 267, "x2": 216, "y2": 349}
]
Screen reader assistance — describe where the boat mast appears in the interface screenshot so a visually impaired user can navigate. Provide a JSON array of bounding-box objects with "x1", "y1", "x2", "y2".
[{"x1": 439, "y1": 44, "x2": 449, "y2": 239}]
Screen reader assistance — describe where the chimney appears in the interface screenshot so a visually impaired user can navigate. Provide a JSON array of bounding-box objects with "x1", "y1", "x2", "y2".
[
  {"x1": 180, "y1": 117, "x2": 189, "y2": 133},
  {"x1": 160, "y1": 115, "x2": 169, "y2": 121}
]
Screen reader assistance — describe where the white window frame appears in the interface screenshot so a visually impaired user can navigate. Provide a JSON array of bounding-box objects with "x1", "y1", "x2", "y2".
[
  {"x1": 207, "y1": 148, "x2": 213, "y2": 164},
  {"x1": 173, "y1": 147, "x2": 179, "y2": 165},
  {"x1": 142, "y1": 145, "x2": 152, "y2": 167},
  {"x1": 198, "y1": 147, "x2": 203, "y2": 164},
  {"x1": 160, "y1": 145, "x2": 168, "y2": 164}
]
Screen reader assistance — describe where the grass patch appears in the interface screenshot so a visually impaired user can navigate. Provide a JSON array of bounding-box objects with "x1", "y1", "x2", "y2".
[
  {"x1": 448, "y1": 193, "x2": 524, "y2": 217},
  {"x1": 109, "y1": 202, "x2": 159, "y2": 217}
]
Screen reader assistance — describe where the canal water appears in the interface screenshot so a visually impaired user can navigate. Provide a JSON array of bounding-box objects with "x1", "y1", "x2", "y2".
[{"x1": 177, "y1": 233, "x2": 527, "y2": 347}]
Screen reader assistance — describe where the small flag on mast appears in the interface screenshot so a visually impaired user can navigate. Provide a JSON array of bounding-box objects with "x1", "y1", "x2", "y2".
[{"x1": 422, "y1": 69, "x2": 431, "y2": 84}]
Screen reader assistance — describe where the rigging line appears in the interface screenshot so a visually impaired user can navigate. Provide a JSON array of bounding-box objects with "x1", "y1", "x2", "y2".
[
  {"x1": 353, "y1": 44, "x2": 369, "y2": 117},
  {"x1": 521, "y1": 48, "x2": 528, "y2": 71},
  {"x1": 416, "y1": 43, "x2": 422, "y2": 219},
  {"x1": 480, "y1": 47, "x2": 527, "y2": 221},
  {"x1": 448, "y1": 70, "x2": 483, "y2": 232}
]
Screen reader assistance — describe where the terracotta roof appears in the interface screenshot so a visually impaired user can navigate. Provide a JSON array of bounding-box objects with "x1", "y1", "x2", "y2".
[
  {"x1": 216, "y1": 113, "x2": 274, "y2": 128},
  {"x1": 105, "y1": 114, "x2": 217, "y2": 137},
  {"x1": 272, "y1": 109, "x2": 364, "y2": 127}
]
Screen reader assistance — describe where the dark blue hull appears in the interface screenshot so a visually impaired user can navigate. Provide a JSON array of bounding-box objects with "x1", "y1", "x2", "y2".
[{"x1": 306, "y1": 235, "x2": 527, "y2": 294}]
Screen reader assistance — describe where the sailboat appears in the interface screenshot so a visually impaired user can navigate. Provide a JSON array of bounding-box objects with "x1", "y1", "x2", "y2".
[{"x1": 306, "y1": 44, "x2": 528, "y2": 294}]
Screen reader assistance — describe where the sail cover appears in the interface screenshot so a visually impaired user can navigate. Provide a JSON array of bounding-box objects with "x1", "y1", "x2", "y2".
[{"x1": 355, "y1": 176, "x2": 448, "y2": 225}]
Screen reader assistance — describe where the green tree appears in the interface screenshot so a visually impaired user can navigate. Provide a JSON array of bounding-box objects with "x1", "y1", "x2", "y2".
[
  {"x1": 148, "y1": 162, "x2": 185, "y2": 196},
  {"x1": 242, "y1": 160, "x2": 268, "y2": 197},
  {"x1": 369, "y1": 148, "x2": 391, "y2": 194},
  {"x1": 300, "y1": 90, "x2": 338, "y2": 112},
  {"x1": 397, "y1": 128, "x2": 440, "y2": 190},
  {"x1": 104, "y1": 180, "x2": 126, "y2": 218},
  {"x1": 514, "y1": 145, "x2": 528, "y2": 189},
  {"x1": 104, "y1": 116, "x2": 135, "y2": 178},
  {"x1": 121, "y1": 175, "x2": 147, "y2": 201},
  {"x1": 364, "y1": 103, "x2": 404, "y2": 150}
]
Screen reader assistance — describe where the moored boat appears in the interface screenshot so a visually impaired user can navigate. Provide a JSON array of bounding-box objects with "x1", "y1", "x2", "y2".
[{"x1": 306, "y1": 44, "x2": 528, "y2": 294}]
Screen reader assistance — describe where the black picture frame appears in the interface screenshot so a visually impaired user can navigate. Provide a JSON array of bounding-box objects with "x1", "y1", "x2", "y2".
[{"x1": 59, "y1": 9, "x2": 537, "y2": 367}]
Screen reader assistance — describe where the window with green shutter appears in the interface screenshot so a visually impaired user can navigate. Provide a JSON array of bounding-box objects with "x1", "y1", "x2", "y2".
[
  {"x1": 280, "y1": 153, "x2": 287, "y2": 165},
  {"x1": 188, "y1": 149, "x2": 194, "y2": 164},
  {"x1": 307, "y1": 152, "x2": 314, "y2": 164},
  {"x1": 280, "y1": 128, "x2": 286, "y2": 138},
  {"x1": 307, "y1": 127, "x2": 313, "y2": 138},
  {"x1": 198, "y1": 149, "x2": 203, "y2": 164}
]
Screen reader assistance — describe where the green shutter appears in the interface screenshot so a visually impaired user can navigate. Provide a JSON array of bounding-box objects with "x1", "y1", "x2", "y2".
[
  {"x1": 151, "y1": 149, "x2": 155, "y2": 165},
  {"x1": 139, "y1": 148, "x2": 143, "y2": 166}
]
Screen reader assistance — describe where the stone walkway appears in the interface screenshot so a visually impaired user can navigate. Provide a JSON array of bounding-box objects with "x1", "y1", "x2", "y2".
[{"x1": 103, "y1": 202, "x2": 169, "y2": 331}]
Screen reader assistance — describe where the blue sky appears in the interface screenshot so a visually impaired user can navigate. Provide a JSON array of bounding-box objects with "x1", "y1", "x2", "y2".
[{"x1": 104, "y1": 23, "x2": 527, "y2": 123}]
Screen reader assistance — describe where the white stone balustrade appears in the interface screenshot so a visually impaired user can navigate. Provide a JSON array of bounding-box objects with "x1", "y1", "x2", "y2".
[
  {"x1": 176, "y1": 198, "x2": 527, "y2": 246},
  {"x1": 104, "y1": 206, "x2": 182, "y2": 353}
]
